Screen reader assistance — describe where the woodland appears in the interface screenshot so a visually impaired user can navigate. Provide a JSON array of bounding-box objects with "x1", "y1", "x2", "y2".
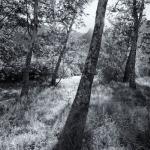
[{"x1": 0, "y1": 0, "x2": 150, "y2": 150}]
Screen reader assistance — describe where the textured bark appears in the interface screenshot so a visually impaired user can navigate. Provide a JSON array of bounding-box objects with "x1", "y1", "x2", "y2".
[
  {"x1": 123, "y1": 33, "x2": 137, "y2": 84},
  {"x1": 129, "y1": 28, "x2": 138, "y2": 88},
  {"x1": 123, "y1": 0, "x2": 145, "y2": 88},
  {"x1": 20, "y1": 0, "x2": 38, "y2": 97},
  {"x1": 52, "y1": 0, "x2": 108, "y2": 150},
  {"x1": 123, "y1": 49, "x2": 131, "y2": 82},
  {"x1": 20, "y1": 49, "x2": 33, "y2": 97}
]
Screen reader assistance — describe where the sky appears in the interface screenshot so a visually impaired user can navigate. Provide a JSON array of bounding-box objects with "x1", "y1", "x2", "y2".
[{"x1": 77, "y1": 0, "x2": 150, "y2": 33}]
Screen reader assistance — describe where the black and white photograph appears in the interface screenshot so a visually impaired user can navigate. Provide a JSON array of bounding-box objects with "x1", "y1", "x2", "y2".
[{"x1": 0, "y1": 0, "x2": 150, "y2": 149}]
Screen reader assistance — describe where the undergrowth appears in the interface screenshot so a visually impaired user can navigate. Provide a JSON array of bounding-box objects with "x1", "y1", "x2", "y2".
[{"x1": 0, "y1": 77, "x2": 150, "y2": 150}]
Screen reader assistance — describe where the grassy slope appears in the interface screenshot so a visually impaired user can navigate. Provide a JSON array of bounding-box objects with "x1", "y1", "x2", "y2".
[{"x1": 0, "y1": 76, "x2": 150, "y2": 150}]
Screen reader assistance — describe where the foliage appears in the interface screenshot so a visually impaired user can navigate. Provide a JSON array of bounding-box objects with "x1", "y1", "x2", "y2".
[
  {"x1": 0, "y1": 0, "x2": 150, "y2": 149},
  {"x1": 97, "y1": 26, "x2": 128, "y2": 83},
  {"x1": 0, "y1": 60, "x2": 50, "y2": 82},
  {"x1": 0, "y1": 76, "x2": 80, "y2": 150}
]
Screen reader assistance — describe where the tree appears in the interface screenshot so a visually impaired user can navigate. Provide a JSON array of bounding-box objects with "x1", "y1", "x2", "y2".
[
  {"x1": 50, "y1": 0, "x2": 87, "y2": 86},
  {"x1": 98, "y1": 21, "x2": 133, "y2": 83},
  {"x1": 123, "y1": 0, "x2": 145, "y2": 88},
  {"x1": 140, "y1": 20, "x2": 150, "y2": 76},
  {"x1": 53, "y1": 0, "x2": 108, "y2": 149},
  {"x1": 109, "y1": 0, "x2": 149, "y2": 88},
  {"x1": 20, "y1": 0, "x2": 38, "y2": 98}
]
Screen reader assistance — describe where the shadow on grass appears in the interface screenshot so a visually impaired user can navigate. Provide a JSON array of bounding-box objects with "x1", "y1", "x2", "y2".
[{"x1": 83, "y1": 82, "x2": 150, "y2": 150}]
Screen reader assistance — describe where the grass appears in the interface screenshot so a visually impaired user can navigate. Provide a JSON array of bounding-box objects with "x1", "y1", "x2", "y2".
[
  {"x1": 0, "y1": 76, "x2": 150, "y2": 150},
  {"x1": 0, "y1": 76, "x2": 80, "y2": 150},
  {"x1": 83, "y1": 80, "x2": 150, "y2": 150}
]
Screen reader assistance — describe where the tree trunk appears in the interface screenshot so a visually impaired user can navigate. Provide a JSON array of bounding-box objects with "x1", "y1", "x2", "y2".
[
  {"x1": 20, "y1": 0, "x2": 38, "y2": 98},
  {"x1": 129, "y1": 0, "x2": 144, "y2": 88},
  {"x1": 20, "y1": 49, "x2": 32, "y2": 97},
  {"x1": 123, "y1": 26, "x2": 138, "y2": 88},
  {"x1": 123, "y1": 0, "x2": 144, "y2": 88},
  {"x1": 51, "y1": 5, "x2": 77, "y2": 86},
  {"x1": 52, "y1": 0, "x2": 108, "y2": 150},
  {"x1": 129, "y1": 28, "x2": 138, "y2": 88},
  {"x1": 123, "y1": 48, "x2": 132, "y2": 83},
  {"x1": 51, "y1": 37, "x2": 68, "y2": 86}
]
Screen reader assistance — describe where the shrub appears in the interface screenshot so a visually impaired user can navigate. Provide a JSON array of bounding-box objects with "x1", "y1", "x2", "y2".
[
  {"x1": 0, "y1": 61, "x2": 50, "y2": 83},
  {"x1": 100, "y1": 65, "x2": 123, "y2": 84}
]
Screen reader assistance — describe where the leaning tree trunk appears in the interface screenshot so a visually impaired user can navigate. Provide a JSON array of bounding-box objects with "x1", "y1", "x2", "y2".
[
  {"x1": 51, "y1": 23, "x2": 74, "y2": 86},
  {"x1": 52, "y1": 0, "x2": 108, "y2": 150},
  {"x1": 20, "y1": 0, "x2": 38, "y2": 98},
  {"x1": 51, "y1": 34, "x2": 69, "y2": 86},
  {"x1": 51, "y1": 5, "x2": 77, "y2": 86}
]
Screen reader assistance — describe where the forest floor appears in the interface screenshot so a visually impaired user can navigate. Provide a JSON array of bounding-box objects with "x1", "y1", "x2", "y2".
[{"x1": 0, "y1": 76, "x2": 150, "y2": 150}]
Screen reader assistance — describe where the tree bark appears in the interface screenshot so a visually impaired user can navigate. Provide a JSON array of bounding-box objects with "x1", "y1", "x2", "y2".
[
  {"x1": 20, "y1": 0, "x2": 38, "y2": 98},
  {"x1": 123, "y1": 40, "x2": 135, "y2": 83},
  {"x1": 123, "y1": 0, "x2": 145, "y2": 88},
  {"x1": 123, "y1": 52, "x2": 131, "y2": 82},
  {"x1": 51, "y1": 33, "x2": 69, "y2": 86},
  {"x1": 51, "y1": 3, "x2": 77, "y2": 86},
  {"x1": 129, "y1": 27, "x2": 138, "y2": 88},
  {"x1": 20, "y1": 49, "x2": 32, "y2": 97},
  {"x1": 52, "y1": 0, "x2": 108, "y2": 150},
  {"x1": 123, "y1": 23, "x2": 138, "y2": 88}
]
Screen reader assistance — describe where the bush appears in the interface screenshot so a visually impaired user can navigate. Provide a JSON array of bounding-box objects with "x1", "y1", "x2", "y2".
[
  {"x1": 0, "y1": 61, "x2": 50, "y2": 83},
  {"x1": 98, "y1": 65, "x2": 123, "y2": 84}
]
